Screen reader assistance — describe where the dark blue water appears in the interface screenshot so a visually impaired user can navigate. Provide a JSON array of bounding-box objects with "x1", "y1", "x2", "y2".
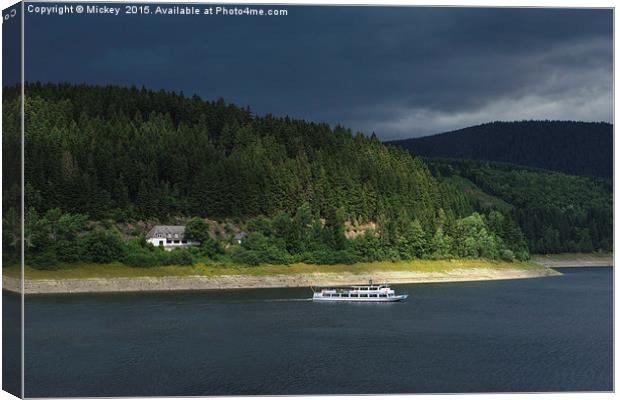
[
  {"x1": 2, "y1": 290, "x2": 22, "y2": 397},
  {"x1": 18, "y1": 267, "x2": 612, "y2": 397}
]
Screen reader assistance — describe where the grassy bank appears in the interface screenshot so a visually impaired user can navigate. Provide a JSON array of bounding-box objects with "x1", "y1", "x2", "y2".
[
  {"x1": 532, "y1": 252, "x2": 612, "y2": 261},
  {"x1": 531, "y1": 252, "x2": 613, "y2": 268},
  {"x1": 3, "y1": 259, "x2": 545, "y2": 281}
]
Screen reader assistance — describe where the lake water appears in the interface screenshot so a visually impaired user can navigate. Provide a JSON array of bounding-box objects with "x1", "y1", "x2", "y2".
[{"x1": 8, "y1": 267, "x2": 614, "y2": 396}]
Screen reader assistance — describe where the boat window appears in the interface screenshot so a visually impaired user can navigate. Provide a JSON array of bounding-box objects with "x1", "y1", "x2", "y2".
[
  {"x1": 371, "y1": 294, "x2": 377, "y2": 297},
  {"x1": 361, "y1": 294, "x2": 368, "y2": 297},
  {"x1": 379, "y1": 294, "x2": 387, "y2": 297}
]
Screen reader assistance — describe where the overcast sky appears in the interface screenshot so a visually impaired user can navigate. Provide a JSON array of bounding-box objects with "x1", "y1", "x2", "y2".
[{"x1": 22, "y1": 5, "x2": 613, "y2": 140}]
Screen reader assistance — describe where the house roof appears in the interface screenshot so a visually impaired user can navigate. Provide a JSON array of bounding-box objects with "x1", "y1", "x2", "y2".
[{"x1": 147, "y1": 225, "x2": 187, "y2": 239}]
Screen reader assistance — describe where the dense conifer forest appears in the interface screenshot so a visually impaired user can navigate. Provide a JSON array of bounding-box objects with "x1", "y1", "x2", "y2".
[
  {"x1": 426, "y1": 159, "x2": 613, "y2": 254},
  {"x1": 1, "y1": 83, "x2": 611, "y2": 269},
  {"x1": 387, "y1": 121, "x2": 613, "y2": 178}
]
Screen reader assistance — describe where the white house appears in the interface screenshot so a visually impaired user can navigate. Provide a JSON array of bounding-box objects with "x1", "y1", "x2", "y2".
[
  {"x1": 234, "y1": 232, "x2": 247, "y2": 244},
  {"x1": 146, "y1": 225, "x2": 200, "y2": 251}
]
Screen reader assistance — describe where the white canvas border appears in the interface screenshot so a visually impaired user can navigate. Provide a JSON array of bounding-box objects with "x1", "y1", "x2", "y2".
[{"x1": 0, "y1": 1, "x2": 615, "y2": 399}]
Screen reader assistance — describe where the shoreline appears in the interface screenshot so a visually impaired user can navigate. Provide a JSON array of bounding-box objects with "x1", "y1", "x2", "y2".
[
  {"x1": 532, "y1": 255, "x2": 613, "y2": 268},
  {"x1": 4, "y1": 267, "x2": 561, "y2": 295}
]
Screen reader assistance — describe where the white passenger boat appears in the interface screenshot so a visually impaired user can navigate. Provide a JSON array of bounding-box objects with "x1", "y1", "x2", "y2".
[{"x1": 312, "y1": 280, "x2": 408, "y2": 302}]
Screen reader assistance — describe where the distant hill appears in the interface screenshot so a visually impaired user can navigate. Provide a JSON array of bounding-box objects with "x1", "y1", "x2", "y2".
[{"x1": 387, "y1": 121, "x2": 613, "y2": 178}]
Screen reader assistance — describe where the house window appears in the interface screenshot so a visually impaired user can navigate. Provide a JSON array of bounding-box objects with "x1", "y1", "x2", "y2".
[
  {"x1": 182, "y1": 240, "x2": 187, "y2": 244},
  {"x1": 158, "y1": 240, "x2": 164, "y2": 246},
  {"x1": 167, "y1": 239, "x2": 172, "y2": 244},
  {"x1": 174, "y1": 240, "x2": 180, "y2": 244}
]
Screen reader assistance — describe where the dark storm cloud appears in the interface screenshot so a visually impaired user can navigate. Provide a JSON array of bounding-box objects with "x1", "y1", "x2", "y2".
[{"x1": 23, "y1": 5, "x2": 612, "y2": 139}]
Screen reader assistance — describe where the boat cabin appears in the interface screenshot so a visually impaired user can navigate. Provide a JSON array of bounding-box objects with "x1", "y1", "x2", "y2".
[{"x1": 319, "y1": 284, "x2": 394, "y2": 298}]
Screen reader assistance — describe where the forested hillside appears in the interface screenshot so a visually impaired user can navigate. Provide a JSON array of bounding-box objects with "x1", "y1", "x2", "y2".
[
  {"x1": 388, "y1": 121, "x2": 613, "y2": 178},
  {"x1": 5, "y1": 83, "x2": 469, "y2": 225},
  {"x1": 3, "y1": 83, "x2": 531, "y2": 268},
  {"x1": 426, "y1": 159, "x2": 613, "y2": 254}
]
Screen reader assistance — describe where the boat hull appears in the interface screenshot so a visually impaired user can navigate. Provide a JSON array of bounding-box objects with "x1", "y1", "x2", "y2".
[{"x1": 312, "y1": 294, "x2": 408, "y2": 302}]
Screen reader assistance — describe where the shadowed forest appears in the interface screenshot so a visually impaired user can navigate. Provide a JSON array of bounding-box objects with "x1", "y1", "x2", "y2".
[{"x1": 388, "y1": 121, "x2": 613, "y2": 178}]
